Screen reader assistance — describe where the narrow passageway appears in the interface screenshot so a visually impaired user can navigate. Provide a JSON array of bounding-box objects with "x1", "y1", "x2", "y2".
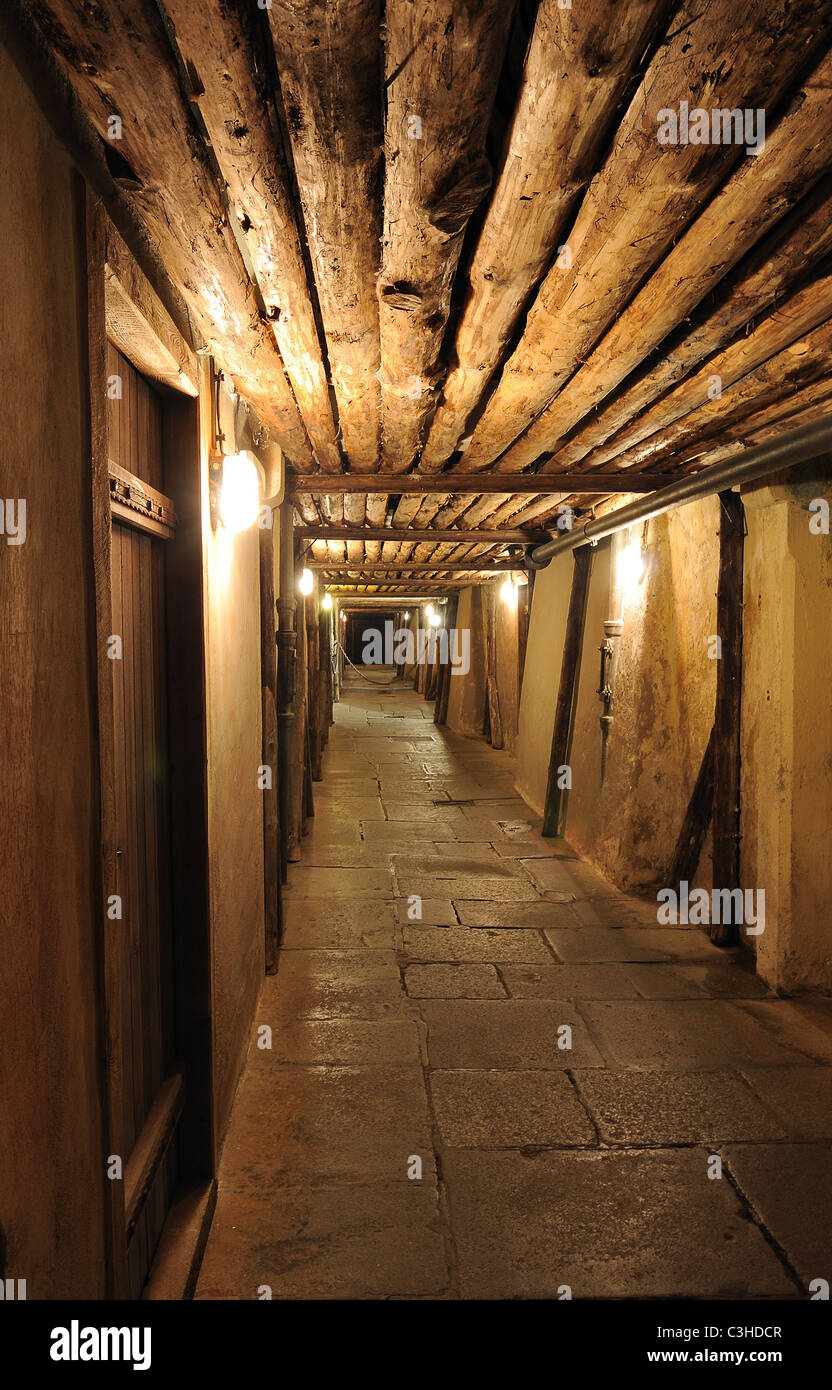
[{"x1": 197, "y1": 676, "x2": 832, "y2": 1301}]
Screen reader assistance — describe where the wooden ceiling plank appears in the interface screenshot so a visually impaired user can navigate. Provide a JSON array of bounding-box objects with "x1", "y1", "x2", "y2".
[
  {"x1": 545, "y1": 173, "x2": 832, "y2": 475},
  {"x1": 379, "y1": 0, "x2": 515, "y2": 473},
  {"x1": 287, "y1": 470, "x2": 674, "y2": 492},
  {"x1": 579, "y1": 271, "x2": 832, "y2": 472},
  {"x1": 419, "y1": 0, "x2": 673, "y2": 473},
  {"x1": 162, "y1": 0, "x2": 342, "y2": 474},
  {"x1": 499, "y1": 48, "x2": 832, "y2": 474},
  {"x1": 295, "y1": 527, "x2": 544, "y2": 542},
  {"x1": 294, "y1": 491, "x2": 321, "y2": 523},
  {"x1": 268, "y1": 0, "x2": 383, "y2": 471},
  {"x1": 603, "y1": 315, "x2": 832, "y2": 474},
  {"x1": 31, "y1": 0, "x2": 314, "y2": 462},
  {"x1": 456, "y1": 0, "x2": 832, "y2": 474}
]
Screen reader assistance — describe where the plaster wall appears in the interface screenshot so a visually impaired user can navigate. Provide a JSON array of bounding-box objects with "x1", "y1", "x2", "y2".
[{"x1": 199, "y1": 375, "x2": 266, "y2": 1150}]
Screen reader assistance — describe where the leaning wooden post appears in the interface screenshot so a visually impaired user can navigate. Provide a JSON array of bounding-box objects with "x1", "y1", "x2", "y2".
[
  {"x1": 542, "y1": 546, "x2": 593, "y2": 837},
  {"x1": 710, "y1": 490, "x2": 745, "y2": 947},
  {"x1": 434, "y1": 595, "x2": 458, "y2": 726},
  {"x1": 276, "y1": 501, "x2": 297, "y2": 881},
  {"x1": 307, "y1": 585, "x2": 322, "y2": 781},
  {"x1": 259, "y1": 521, "x2": 282, "y2": 969},
  {"x1": 485, "y1": 584, "x2": 503, "y2": 749}
]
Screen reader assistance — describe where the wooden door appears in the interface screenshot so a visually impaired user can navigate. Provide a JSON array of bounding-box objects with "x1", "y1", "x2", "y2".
[{"x1": 107, "y1": 346, "x2": 182, "y2": 1297}]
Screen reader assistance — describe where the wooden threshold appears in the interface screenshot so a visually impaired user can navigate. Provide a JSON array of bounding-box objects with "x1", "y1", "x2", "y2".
[{"x1": 124, "y1": 1068, "x2": 185, "y2": 1241}]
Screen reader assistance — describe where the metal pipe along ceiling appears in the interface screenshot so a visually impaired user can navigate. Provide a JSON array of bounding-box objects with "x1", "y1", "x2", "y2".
[{"x1": 525, "y1": 415, "x2": 832, "y2": 569}]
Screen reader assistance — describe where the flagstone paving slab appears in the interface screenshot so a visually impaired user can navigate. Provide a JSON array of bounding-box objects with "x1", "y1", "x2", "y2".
[{"x1": 430, "y1": 1069, "x2": 594, "y2": 1147}]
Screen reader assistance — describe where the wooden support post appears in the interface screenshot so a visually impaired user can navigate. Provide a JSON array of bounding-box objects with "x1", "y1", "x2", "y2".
[
  {"x1": 667, "y1": 724, "x2": 716, "y2": 888},
  {"x1": 318, "y1": 606, "x2": 332, "y2": 750},
  {"x1": 542, "y1": 546, "x2": 593, "y2": 837},
  {"x1": 710, "y1": 490, "x2": 745, "y2": 947},
  {"x1": 276, "y1": 501, "x2": 297, "y2": 881},
  {"x1": 259, "y1": 524, "x2": 281, "y2": 971},
  {"x1": 517, "y1": 579, "x2": 531, "y2": 723},
  {"x1": 307, "y1": 592, "x2": 322, "y2": 781},
  {"x1": 434, "y1": 596, "x2": 459, "y2": 726},
  {"x1": 485, "y1": 586, "x2": 503, "y2": 749}
]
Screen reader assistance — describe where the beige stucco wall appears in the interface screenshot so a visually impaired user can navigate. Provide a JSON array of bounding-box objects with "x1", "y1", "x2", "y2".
[
  {"x1": 515, "y1": 553, "x2": 573, "y2": 816},
  {"x1": 515, "y1": 479, "x2": 832, "y2": 992},
  {"x1": 742, "y1": 468, "x2": 832, "y2": 993},
  {"x1": 0, "y1": 48, "x2": 109, "y2": 1297},
  {"x1": 567, "y1": 503, "x2": 719, "y2": 891},
  {"x1": 199, "y1": 372, "x2": 266, "y2": 1149}
]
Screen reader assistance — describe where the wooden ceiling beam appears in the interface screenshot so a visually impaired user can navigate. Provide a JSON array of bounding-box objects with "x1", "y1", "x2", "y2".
[
  {"x1": 456, "y1": 0, "x2": 832, "y2": 475},
  {"x1": 267, "y1": 1, "x2": 382, "y2": 472},
  {"x1": 572, "y1": 276, "x2": 832, "y2": 475},
  {"x1": 419, "y1": 0, "x2": 673, "y2": 472},
  {"x1": 499, "y1": 48, "x2": 832, "y2": 474},
  {"x1": 162, "y1": 0, "x2": 342, "y2": 473},
  {"x1": 607, "y1": 330, "x2": 832, "y2": 476},
  {"x1": 546, "y1": 175, "x2": 832, "y2": 476},
  {"x1": 310, "y1": 561, "x2": 515, "y2": 572},
  {"x1": 287, "y1": 471, "x2": 675, "y2": 493},
  {"x1": 31, "y1": 0, "x2": 314, "y2": 463},
  {"x1": 295, "y1": 527, "x2": 540, "y2": 543},
  {"x1": 378, "y1": 0, "x2": 515, "y2": 473}
]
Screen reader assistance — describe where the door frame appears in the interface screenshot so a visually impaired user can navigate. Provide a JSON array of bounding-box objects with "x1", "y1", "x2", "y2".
[{"x1": 84, "y1": 190, "x2": 214, "y2": 1298}]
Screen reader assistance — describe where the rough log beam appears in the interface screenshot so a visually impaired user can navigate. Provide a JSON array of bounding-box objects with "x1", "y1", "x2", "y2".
[
  {"x1": 310, "y1": 562, "x2": 516, "y2": 572},
  {"x1": 268, "y1": 1, "x2": 382, "y2": 473},
  {"x1": 500, "y1": 48, "x2": 832, "y2": 474},
  {"x1": 378, "y1": 0, "x2": 514, "y2": 473},
  {"x1": 287, "y1": 471, "x2": 677, "y2": 494},
  {"x1": 30, "y1": 0, "x2": 313, "y2": 461},
  {"x1": 597, "y1": 309, "x2": 832, "y2": 475},
  {"x1": 162, "y1": 0, "x2": 342, "y2": 473},
  {"x1": 295, "y1": 527, "x2": 544, "y2": 543},
  {"x1": 544, "y1": 174, "x2": 832, "y2": 475},
  {"x1": 457, "y1": 0, "x2": 832, "y2": 475},
  {"x1": 420, "y1": 0, "x2": 673, "y2": 472}
]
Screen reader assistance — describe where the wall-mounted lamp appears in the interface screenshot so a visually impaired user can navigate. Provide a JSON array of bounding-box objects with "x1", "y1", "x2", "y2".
[
  {"x1": 299, "y1": 567, "x2": 314, "y2": 596},
  {"x1": 424, "y1": 603, "x2": 435, "y2": 621},
  {"x1": 500, "y1": 574, "x2": 519, "y2": 609},
  {"x1": 322, "y1": 591, "x2": 333, "y2": 611},
  {"x1": 215, "y1": 450, "x2": 261, "y2": 533},
  {"x1": 617, "y1": 529, "x2": 648, "y2": 593},
  {"x1": 428, "y1": 610, "x2": 441, "y2": 627}
]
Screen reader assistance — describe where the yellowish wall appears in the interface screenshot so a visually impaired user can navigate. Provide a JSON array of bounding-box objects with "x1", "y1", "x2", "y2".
[
  {"x1": 199, "y1": 373, "x2": 266, "y2": 1149},
  {"x1": 515, "y1": 554, "x2": 573, "y2": 815},
  {"x1": 742, "y1": 470, "x2": 832, "y2": 993},
  {"x1": 567, "y1": 503, "x2": 718, "y2": 891},
  {"x1": 515, "y1": 478, "x2": 832, "y2": 992}
]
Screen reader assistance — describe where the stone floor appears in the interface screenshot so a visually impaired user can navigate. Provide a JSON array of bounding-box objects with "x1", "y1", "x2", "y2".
[{"x1": 196, "y1": 675, "x2": 832, "y2": 1300}]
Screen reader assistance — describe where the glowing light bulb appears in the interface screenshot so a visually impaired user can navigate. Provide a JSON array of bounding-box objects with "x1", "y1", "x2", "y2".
[
  {"x1": 500, "y1": 576, "x2": 518, "y2": 609},
  {"x1": 429, "y1": 609, "x2": 441, "y2": 627},
  {"x1": 299, "y1": 567, "x2": 314, "y2": 596},
  {"x1": 424, "y1": 603, "x2": 435, "y2": 620},
  {"x1": 618, "y1": 542, "x2": 646, "y2": 592},
  {"x1": 402, "y1": 611, "x2": 410, "y2": 621},
  {"x1": 322, "y1": 591, "x2": 333, "y2": 611},
  {"x1": 219, "y1": 452, "x2": 260, "y2": 532}
]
